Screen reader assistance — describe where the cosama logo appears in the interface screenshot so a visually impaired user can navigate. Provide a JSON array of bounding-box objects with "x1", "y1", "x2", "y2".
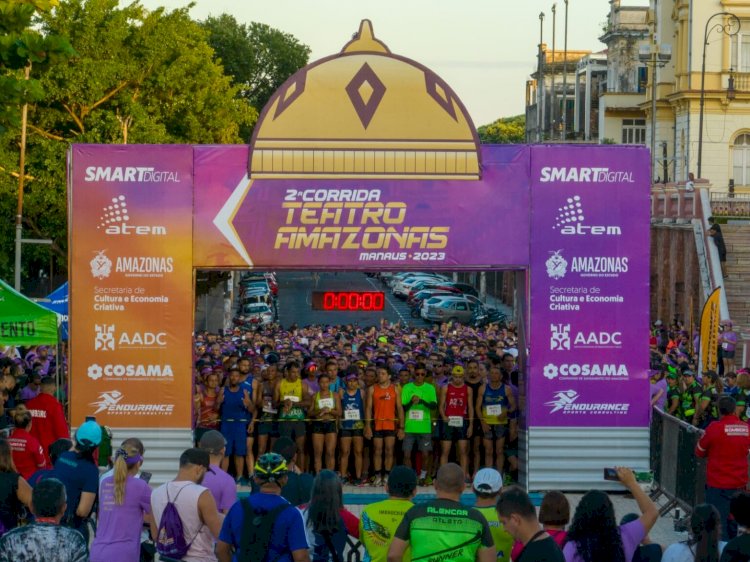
[{"x1": 84, "y1": 167, "x2": 181, "y2": 183}]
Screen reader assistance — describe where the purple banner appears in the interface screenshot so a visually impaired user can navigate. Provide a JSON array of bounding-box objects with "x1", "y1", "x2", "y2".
[
  {"x1": 528, "y1": 145, "x2": 651, "y2": 427},
  {"x1": 194, "y1": 145, "x2": 531, "y2": 269}
]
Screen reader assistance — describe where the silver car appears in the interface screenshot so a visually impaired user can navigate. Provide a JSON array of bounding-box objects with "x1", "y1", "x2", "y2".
[{"x1": 421, "y1": 295, "x2": 484, "y2": 324}]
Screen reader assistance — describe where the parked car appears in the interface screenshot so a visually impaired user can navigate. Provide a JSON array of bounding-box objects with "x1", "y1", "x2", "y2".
[
  {"x1": 241, "y1": 290, "x2": 273, "y2": 307},
  {"x1": 392, "y1": 274, "x2": 450, "y2": 298},
  {"x1": 408, "y1": 290, "x2": 457, "y2": 316},
  {"x1": 239, "y1": 303, "x2": 274, "y2": 326},
  {"x1": 421, "y1": 297, "x2": 484, "y2": 324},
  {"x1": 406, "y1": 282, "x2": 461, "y2": 302}
]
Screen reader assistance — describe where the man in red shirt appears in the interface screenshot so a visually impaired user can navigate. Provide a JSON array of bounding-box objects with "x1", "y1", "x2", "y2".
[
  {"x1": 25, "y1": 377, "x2": 69, "y2": 465},
  {"x1": 696, "y1": 394, "x2": 750, "y2": 539},
  {"x1": 8, "y1": 409, "x2": 46, "y2": 479}
]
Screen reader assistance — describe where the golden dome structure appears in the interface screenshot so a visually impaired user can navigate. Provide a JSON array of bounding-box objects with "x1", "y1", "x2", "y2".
[{"x1": 248, "y1": 20, "x2": 481, "y2": 180}]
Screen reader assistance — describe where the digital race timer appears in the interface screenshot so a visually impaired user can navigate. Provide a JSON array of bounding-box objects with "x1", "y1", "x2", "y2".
[{"x1": 311, "y1": 291, "x2": 385, "y2": 311}]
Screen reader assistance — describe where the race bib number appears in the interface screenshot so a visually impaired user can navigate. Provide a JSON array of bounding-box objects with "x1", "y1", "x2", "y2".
[
  {"x1": 318, "y1": 398, "x2": 335, "y2": 410},
  {"x1": 262, "y1": 398, "x2": 277, "y2": 414},
  {"x1": 486, "y1": 405, "x2": 502, "y2": 416},
  {"x1": 448, "y1": 416, "x2": 463, "y2": 427},
  {"x1": 284, "y1": 395, "x2": 300, "y2": 403},
  {"x1": 344, "y1": 409, "x2": 361, "y2": 421},
  {"x1": 723, "y1": 342, "x2": 730, "y2": 350},
  {"x1": 409, "y1": 409, "x2": 424, "y2": 421}
]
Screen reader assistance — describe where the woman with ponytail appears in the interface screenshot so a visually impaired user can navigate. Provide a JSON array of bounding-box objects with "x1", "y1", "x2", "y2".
[
  {"x1": 662, "y1": 504, "x2": 726, "y2": 562},
  {"x1": 89, "y1": 444, "x2": 155, "y2": 562}
]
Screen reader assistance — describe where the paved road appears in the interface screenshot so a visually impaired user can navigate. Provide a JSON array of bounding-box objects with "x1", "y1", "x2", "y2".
[{"x1": 275, "y1": 271, "x2": 431, "y2": 329}]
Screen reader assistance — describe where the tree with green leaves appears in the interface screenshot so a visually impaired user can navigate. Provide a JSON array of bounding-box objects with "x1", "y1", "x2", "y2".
[
  {"x1": 0, "y1": 0, "x2": 258, "y2": 287},
  {"x1": 478, "y1": 115, "x2": 525, "y2": 144},
  {"x1": 202, "y1": 14, "x2": 310, "y2": 137}
]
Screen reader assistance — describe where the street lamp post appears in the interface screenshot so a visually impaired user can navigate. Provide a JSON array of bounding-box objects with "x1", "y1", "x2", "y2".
[
  {"x1": 639, "y1": 43, "x2": 671, "y2": 182},
  {"x1": 697, "y1": 12, "x2": 740, "y2": 179},
  {"x1": 561, "y1": 0, "x2": 568, "y2": 141},
  {"x1": 551, "y1": 3, "x2": 557, "y2": 138},
  {"x1": 538, "y1": 11, "x2": 545, "y2": 142}
]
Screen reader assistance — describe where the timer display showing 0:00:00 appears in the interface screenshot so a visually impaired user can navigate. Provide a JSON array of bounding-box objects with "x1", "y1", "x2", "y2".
[{"x1": 311, "y1": 291, "x2": 385, "y2": 311}]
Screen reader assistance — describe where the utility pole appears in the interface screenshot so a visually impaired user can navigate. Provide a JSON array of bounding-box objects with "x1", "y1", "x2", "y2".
[
  {"x1": 551, "y1": 3, "x2": 557, "y2": 138},
  {"x1": 538, "y1": 11, "x2": 545, "y2": 142},
  {"x1": 561, "y1": 0, "x2": 569, "y2": 141},
  {"x1": 14, "y1": 64, "x2": 30, "y2": 292}
]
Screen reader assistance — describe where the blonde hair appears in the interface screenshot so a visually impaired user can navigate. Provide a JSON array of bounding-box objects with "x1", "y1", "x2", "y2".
[{"x1": 113, "y1": 445, "x2": 141, "y2": 505}]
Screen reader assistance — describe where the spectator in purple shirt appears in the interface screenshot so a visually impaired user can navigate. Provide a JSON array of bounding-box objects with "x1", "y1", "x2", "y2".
[
  {"x1": 89, "y1": 444, "x2": 154, "y2": 562},
  {"x1": 720, "y1": 322, "x2": 738, "y2": 374},
  {"x1": 18, "y1": 373, "x2": 42, "y2": 403},
  {"x1": 199, "y1": 430, "x2": 237, "y2": 514}
]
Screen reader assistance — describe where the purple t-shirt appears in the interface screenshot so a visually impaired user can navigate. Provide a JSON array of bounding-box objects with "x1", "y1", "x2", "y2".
[
  {"x1": 89, "y1": 474, "x2": 152, "y2": 562},
  {"x1": 203, "y1": 464, "x2": 237, "y2": 512},
  {"x1": 563, "y1": 519, "x2": 645, "y2": 562},
  {"x1": 651, "y1": 379, "x2": 668, "y2": 410},
  {"x1": 722, "y1": 331, "x2": 738, "y2": 353},
  {"x1": 19, "y1": 385, "x2": 40, "y2": 401}
]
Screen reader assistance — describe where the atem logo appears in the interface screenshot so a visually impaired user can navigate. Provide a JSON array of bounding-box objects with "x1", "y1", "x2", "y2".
[
  {"x1": 99, "y1": 195, "x2": 167, "y2": 235},
  {"x1": 543, "y1": 363, "x2": 629, "y2": 380},
  {"x1": 90, "y1": 390, "x2": 175, "y2": 416},
  {"x1": 87, "y1": 363, "x2": 174, "y2": 381},
  {"x1": 553, "y1": 196, "x2": 622, "y2": 236},
  {"x1": 540, "y1": 167, "x2": 634, "y2": 183},
  {"x1": 546, "y1": 390, "x2": 630, "y2": 414},
  {"x1": 84, "y1": 166, "x2": 181, "y2": 183}
]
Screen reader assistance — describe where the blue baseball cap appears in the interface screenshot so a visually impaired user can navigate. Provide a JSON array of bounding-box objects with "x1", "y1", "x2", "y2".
[{"x1": 76, "y1": 421, "x2": 102, "y2": 447}]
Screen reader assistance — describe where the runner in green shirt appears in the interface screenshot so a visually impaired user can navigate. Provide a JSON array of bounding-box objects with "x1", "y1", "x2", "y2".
[
  {"x1": 679, "y1": 370, "x2": 702, "y2": 425},
  {"x1": 388, "y1": 463, "x2": 495, "y2": 562},
  {"x1": 360, "y1": 466, "x2": 417, "y2": 562},
  {"x1": 401, "y1": 368, "x2": 438, "y2": 485},
  {"x1": 665, "y1": 372, "x2": 681, "y2": 417}
]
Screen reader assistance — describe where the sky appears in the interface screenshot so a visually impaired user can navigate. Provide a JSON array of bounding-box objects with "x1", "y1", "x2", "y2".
[{"x1": 138, "y1": 0, "x2": 648, "y2": 126}]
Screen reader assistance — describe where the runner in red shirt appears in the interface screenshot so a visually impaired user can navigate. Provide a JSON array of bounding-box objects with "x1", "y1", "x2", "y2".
[
  {"x1": 439, "y1": 365, "x2": 474, "y2": 479},
  {"x1": 696, "y1": 394, "x2": 750, "y2": 539},
  {"x1": 8, "y1": 410, "x2": 46, "y2": 480},
  {"x1": 25, "y1": 377, "x2": 69, "y2": 465}
]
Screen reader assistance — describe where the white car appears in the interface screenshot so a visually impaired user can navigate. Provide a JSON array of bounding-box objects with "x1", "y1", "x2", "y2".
[
  {"x1": 420, "y1": 294, "x2": 482, "y2": 319},
  {"x1": 240, "y1": 303, "x2": 274, "y2": 326},
  {"x1": 392, "y1": 274, "x2": 450, "y2": 298}
]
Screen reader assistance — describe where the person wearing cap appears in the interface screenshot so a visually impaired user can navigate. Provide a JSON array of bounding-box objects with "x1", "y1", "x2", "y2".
[
  {"x1": 696, "y1": 395, "x2": 750, "y2": 540},
  {"x1": 388, "y1": 463, "x2": 495, "y2": 562},
  {"x1": 151, "y1": 448, "x2": 223, "y2": 562},
  {"x1": 360, "y1": 465, "x2": 417, "y2": 562},
  {"x1": 665, "y1": 370, "x2": 681, "y2": 417},
  {"x1": 401, "y1": 363, "x2": 437, "y2": 487},
  {"x1": 217, "y1": 452, "x2": 310, "y2": 562},
  {"x1": 473, "y1": 468, "x2": 513, "y2": 562},
  {"x1": 439, "y1": 365, "x2": 474, "y2": 481},
  {"x1": 698, "y1": 371, "x2": 723, "y2": 427},
  {"x1": 199, "y1": 430, "x2": 238, "y2": 514},
  {"x1": 26, "y1": 376, "x2": 69, "y2": 466},
  {"x1": 90, "y1": 444, "x2": 154, "y2": 562},
  {"x1": 340, "y1": 371, "x2": 366, "y2": 485},
  {"x1": 43, "y1": 420, "x2": 102, "y2": 538},
  {"x1": 679, "y1": 370, "x2": 703, "y2": 425}
]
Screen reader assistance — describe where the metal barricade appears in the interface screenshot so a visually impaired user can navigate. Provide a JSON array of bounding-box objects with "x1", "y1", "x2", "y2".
[{"x1": 650, "y1": 408, "x2": 706, "y2": 516}]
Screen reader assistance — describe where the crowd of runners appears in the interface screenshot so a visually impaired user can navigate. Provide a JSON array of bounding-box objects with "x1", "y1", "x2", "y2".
[{"x1": 193, "y1": 320, "x2": 521, "y2": 487}]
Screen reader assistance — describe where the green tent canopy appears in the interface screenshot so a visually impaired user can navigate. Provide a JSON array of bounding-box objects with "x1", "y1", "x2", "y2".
[{"x1": 0, "y1": 279, "x2": 58, "y2": 346}]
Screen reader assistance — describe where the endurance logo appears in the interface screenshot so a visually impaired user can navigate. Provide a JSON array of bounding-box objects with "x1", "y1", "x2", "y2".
[
  {"x1": 90, "y1": 390, "x2": 175, "y2": 416},
  {"x1": 546, "y1": 390, "x2": 629, "y2": 414}
]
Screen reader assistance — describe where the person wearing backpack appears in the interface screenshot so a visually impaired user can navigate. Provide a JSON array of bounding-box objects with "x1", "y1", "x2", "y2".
[
  {"x1": 151, "y1": 448, "x2": 223, "y2": 562},
  {"x1": 216, "y1": 452, "x2": 310, "y2": 562}
]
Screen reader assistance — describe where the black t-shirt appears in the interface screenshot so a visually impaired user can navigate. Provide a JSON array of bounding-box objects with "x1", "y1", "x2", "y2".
[
  {"x1": 721, "y1": 534, "x2": 750, "y2": 562},
  {"x1": 0, "y1": 472, "x2": 22, "y2": 531},
  {"x1": 517, "y1": 536, "x2": 565, "y2": 562}
]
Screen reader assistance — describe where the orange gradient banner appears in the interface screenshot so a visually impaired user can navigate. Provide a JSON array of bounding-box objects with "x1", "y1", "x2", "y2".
[{"x1": 68, "y1": 145, "x2": 194, "y2": 428}]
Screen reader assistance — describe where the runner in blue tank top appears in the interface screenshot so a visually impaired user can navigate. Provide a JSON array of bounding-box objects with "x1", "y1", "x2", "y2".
[
  {"x1": 339, "y1": 373, "x2": 365, "y2": 484},
  {"x1": 476, "y1": 365, "x2": 516, "y2": 474},
  {"x1": 218, "y1": 367, "x2": 255, "y2": 484}
]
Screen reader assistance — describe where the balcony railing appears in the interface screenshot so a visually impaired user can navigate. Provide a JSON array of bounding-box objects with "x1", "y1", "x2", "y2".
[{"x1": 734, "y1": 72, "x2": 750, "y2": 91}]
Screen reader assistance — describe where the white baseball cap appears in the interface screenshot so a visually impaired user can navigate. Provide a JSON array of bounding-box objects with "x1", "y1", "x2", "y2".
[{"x1": 473, "y1": 468, "x2": 503, "y2": 494}]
